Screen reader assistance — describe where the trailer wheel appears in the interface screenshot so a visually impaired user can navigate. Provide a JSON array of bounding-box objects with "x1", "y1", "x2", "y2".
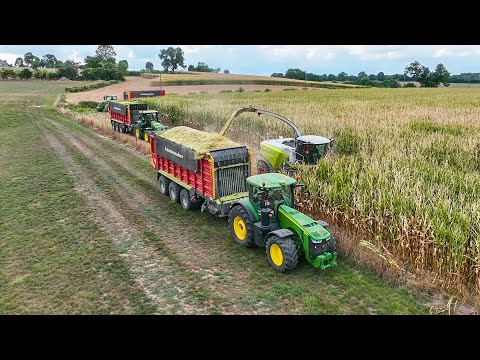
[
  {"x1": 257, "y1": 158, "x2": 273, "y2": 174},
  {"x1": 228, "y1": 206, "x2": 255, "y2": 248},
  {"x1": 168, "y1": 182, "x2": 181, "y2": 202},
  {"x1": 266, "y1": 236, "x2": 299, "y2": 272},
  {"x1": 111, "y1": 121, "x2": 115, "y2": 130},
  {"x1": 158, "y1": 175, "x2": 170, "y2": 195},
  {"x1": 179, "y1": 189, "x2": 192, "y2": 210}
]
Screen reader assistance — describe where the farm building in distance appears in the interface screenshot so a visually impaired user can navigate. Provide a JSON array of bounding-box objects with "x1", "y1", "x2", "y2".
[{"x1": 0, "y1": 59, "x2": 10, "y2": 67}]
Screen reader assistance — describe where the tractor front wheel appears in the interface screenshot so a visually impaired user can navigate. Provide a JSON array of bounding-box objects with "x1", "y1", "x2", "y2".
[
  {"x1": 168, "y1": 182, "x2": 181, "y2": 202},
  {"x1": 144, "y1": 132, "x2": 150, "y2": 142},
  {"x1": 180, "y1": 189, "x2": 192, "y2": 210},
  {"x1": 158, "y1": 175, "x2": 170, "y2": 195},
  {"x1": 257, "y1": 158, "x2": 273, "y2": 174},
  {"x1": 135, "y1": 127, "x2": 141, "y2": 139},
  {"x1": 266, "y1": 236, "x2": 299, "y2": 272},
  {"x1": 228, "y1": 206, "x2": 255, "y2": 248}
]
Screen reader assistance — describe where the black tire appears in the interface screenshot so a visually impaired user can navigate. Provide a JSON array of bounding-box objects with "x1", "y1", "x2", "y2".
[
  {"x1": 158, "y1": 175, "x2": 170, "y2": 195},
  {"x1": 180, "y1": 189, "x2": 192, "y2": 210},
  {"x1": 257, "y1": 158, "x2": 273, "y2": 174},
  {"x1": 228, "y1": 205, "x2": 255, "y2": 248},
  {"x1": 111, "y1": 121, "x2": 115, "y2": 130},
  {"x1": 168, "y1": 182, "x2": 181, "y2": 202},
  {"x1": 266, "y1": 236, "x2": 299, "y2": 272}
]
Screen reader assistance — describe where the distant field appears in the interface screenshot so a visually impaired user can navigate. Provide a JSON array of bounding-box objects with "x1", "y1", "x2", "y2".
[{"x1": 149, "y1": 71, "x2": 366, "y2": 89}]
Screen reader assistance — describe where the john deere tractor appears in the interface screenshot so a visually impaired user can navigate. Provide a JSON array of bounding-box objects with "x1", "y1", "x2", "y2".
[
  {"x1": 134, "y1": 110, "x2": 169, "y2": 142},
  {"x1": 228, "y1": 172, "x2": 337, "y2": 272},
  {"x1": 219, "y1": 106, "x2": 334, "y2": 174},
  {"x1": 96, "y1": 95, "x2": 118, "y2": 112}
]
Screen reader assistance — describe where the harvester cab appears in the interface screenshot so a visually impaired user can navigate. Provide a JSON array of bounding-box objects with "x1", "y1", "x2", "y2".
[
  {"x1": 96, "y1": 95, "x2": 118, "y2": 112},
  {"x1": 229, "y1": 172, "x2": 337, "y2": 272},
  {"x1": 218, "y1": 106, "x2": 334, "y2": 174}
]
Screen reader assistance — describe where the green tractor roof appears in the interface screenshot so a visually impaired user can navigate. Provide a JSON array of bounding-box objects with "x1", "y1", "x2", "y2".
[{"x1": 247, "y1": 173, "x2": 297, "y2": 189}]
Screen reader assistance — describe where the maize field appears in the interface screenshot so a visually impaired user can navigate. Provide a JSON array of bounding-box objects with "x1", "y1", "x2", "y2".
[{"x1": 143, "y1": 88, "x2": 480, "y2": 296}]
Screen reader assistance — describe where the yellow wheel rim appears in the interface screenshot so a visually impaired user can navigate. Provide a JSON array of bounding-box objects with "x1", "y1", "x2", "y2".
[
  {"x1": 270, "y1": 244, "x2": 283, "y2": 266},
  {"x1": 233, "y1": 216, "x2": 247, "y2": 240},
  {"x1": 144, "y1": 133, "x2": 149, "y2": 142},
  {"x1": 135, "y1": 128, "x2": 140, "y2": 138}
]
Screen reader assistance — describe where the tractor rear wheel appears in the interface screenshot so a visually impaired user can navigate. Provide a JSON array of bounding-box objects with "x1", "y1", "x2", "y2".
[
  {"x1": 180, "y1": 189, "x2": 192, "y2": 210},
  {"x1": 228, "y1": 206, "x2": 255, "y2": 248},
  {"x1": 257, "y1": 158, "x2": 273, "y2": 174},
  {"x1": 158, "y1": 175, "x2": 170, "y2": 195},
  {"x1": 168, "y1": 182, "x2": 181, "y2": 202},
  {"x1": 266, "y1": 236, "x2": 299, "y2": 272}
]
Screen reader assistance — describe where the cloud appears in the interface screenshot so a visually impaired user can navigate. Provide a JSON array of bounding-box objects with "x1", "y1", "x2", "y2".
[
  {"x1": 0, "y1": 52, "x2": 22, "y2": 65},
  {"x1": 127, "y1": 50, "x2": 134, "y2": 59},
  {"x1": 66, "y1": 49, "x2": 82, "y2": 63}
]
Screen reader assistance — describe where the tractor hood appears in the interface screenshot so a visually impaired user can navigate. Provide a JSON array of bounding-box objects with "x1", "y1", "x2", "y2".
[
  {"x1": 297, "y1": 135, "x2": 331, "y2": 144},
  {"x1": 278, "y1": 204, "x2": 330, "y2": 241}
]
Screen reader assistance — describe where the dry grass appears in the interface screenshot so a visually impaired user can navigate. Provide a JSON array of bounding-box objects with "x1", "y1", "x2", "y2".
[{"x1": 149, "y1": 72, "x2": 364, "y2": 89}]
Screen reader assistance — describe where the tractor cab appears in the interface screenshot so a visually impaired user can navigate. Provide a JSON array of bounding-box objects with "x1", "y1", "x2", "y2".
[
  {"x1": 295, "y1": 135, "x2": 333, "y2": 165},
  {"x1": 247, "y1": 173, "x2": 297, "y2": 216}
]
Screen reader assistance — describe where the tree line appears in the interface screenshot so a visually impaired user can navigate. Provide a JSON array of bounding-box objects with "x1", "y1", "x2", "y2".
[
  {"x1": 1, "y1": 46, "x2": 129, "y2": 81},
  {"x1": 272, "y1": 61, "x2": 474, "y2": 88}
]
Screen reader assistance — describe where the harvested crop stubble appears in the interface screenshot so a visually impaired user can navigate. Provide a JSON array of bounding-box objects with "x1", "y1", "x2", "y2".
[{"x1": 158, "y1": 126, "x2": 243, "y2": 158}]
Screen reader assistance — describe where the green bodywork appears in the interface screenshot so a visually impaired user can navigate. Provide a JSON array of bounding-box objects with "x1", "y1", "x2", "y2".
[
  {"x1": 136, "y1": 111, "x2": 168, "y2": 134},
  {"x1": 96, "y1": 95, "x2": 118, "y2": 112},
  {"x1": 239, "y1": 173, "x2": 337, "y2": 270},
  {"x1": 259, "y1": 143, "x2": 289, "y2": 170}
]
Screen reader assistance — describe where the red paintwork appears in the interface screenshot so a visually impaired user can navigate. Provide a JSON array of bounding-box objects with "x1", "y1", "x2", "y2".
[
  {"x1": 150, "y1": 137, "x2": 213, "y2": 198},
  {"x1": 109, "y1": 108, "x2": 132, "y2": 125}
]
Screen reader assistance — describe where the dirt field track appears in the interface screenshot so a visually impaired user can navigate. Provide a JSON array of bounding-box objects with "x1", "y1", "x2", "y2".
[{"x1": 66, "y1": 77, "x2": 322, "y2": 104}]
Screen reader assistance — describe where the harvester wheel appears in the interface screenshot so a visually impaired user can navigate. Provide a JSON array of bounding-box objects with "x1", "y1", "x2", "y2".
[
  {"x1": 168, "y1": 182, "x2": 181, "y2": 202},
  {"x1": 266, "y1": 236, "x2": 299, "y2": 272},
  {"x1": 180, "y1": 189, "x2": 192, "y2": 210},
  {"x1": 257, "y1": 158, "x2": 273, "y2": 174},
  {"x1": 228, "y1": 206, "x2": 255, "y2": 248},
  {"x1": 158, "y1": 175, "x2": 170, "y2": 195}
]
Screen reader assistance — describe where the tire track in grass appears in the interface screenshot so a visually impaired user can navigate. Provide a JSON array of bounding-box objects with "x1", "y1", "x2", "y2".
[
  {"x1": 36, "y1": 118, "x2": 211, "y2": 314},
  {"x1": 42, "y1": 115, "x2": 270, "y2": 314}
]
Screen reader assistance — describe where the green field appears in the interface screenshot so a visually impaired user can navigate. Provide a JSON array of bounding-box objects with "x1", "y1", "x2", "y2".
[
  {"x1": 143, "y1": 88, "x2": 480, "y2": 298},
  {"x1": 0, "y1": 81, "x2": 436, "y2": 314}
]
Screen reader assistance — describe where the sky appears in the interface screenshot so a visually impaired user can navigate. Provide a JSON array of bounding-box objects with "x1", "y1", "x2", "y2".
[{"x1": 1, "y1": 45, "x2": 479, "y2": 75}]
